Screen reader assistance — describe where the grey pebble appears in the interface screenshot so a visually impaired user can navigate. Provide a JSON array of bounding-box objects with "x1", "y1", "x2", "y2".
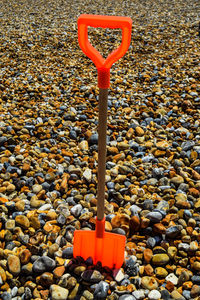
[
  {"x1": 146, "y1": 211, "x2": 163, "y2": 222},
  {"x1": 119, "y1": 295, "x2": 136, "y2": 300},
  {"x1": 146, "y1": 237, "x2": 156, "y2": 248},
  {"x1": 62, "y1": 247, "x2": 73, "y2": 258},
  {"x1": 1, "y1": 292, "x2": 12, "y2": 300},
  {"x1": 160, "y1": 289, "x2": 171, "y2": 300},
  {"x1": 191, "y1": 275, "x2": 200, "y2": 284},
  {"x1": 0, "y1": 136, "x2": 8, "y2": 145},
  {"x1": 112, "y1": 228, "x2": 126, "y2": 235},
  {"x1": 181, "y1": 140, "x2": 195, "y2": 151},
  {"x1": 129, "y1": 205, "x2": 142, "y2": 216},
  {"x1": 24, "y1": 287, "x2": 32, "y2": 299},
  {"x1": 70, "y1": 204, "x2": 83, "y2": 217},
  {"x1": 125, "y1": 255, "x2": 137, "y2": 267},
  {"x1": 166, "y1": 225, "x2": 182, "y2": 238},
  {"x1": 81, "y1": 270, "x2": 103, "y2": 283},
  {"x1": 182, "y1": 290, "x2": 191, "y2": 300},
  {"x1": 32, "y1": 256, "x2": 56, "y2": 273},
  {"x1": 93, "y1": 281, "x2": 109, "y2": 299},
  {"x1": 11, "y1": 287, "x2": 18, "y2": 297}
]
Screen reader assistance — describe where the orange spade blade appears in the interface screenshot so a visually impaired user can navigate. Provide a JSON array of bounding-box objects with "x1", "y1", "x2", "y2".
[{"x1": 73, "y1": 230, "x2": 126, "y2": 269}]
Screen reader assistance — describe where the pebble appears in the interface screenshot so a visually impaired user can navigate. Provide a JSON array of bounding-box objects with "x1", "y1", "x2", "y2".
[
  {"x1": 166, "y1": 273, "x2": 178, "y2": 285},
  {"x1": 132, "y1": 290, "x2": 145, "y2": 299},
  {"x1": 148, "y1": 290, "x2": 161, "y2": 300},
  {"x1": 141, "y1": 276, "x2": 158, "y2": 290},
  {"x1": 32, "y1": 256, "x2": 56, "y2": 273},
  {"x1": 119, "y1": 295, "x2": 136, "y2": 300},
  {"x1": 50, "y1": 285, "x2": 69, "y2": 300},
  {"x1": 7, "y1": 255, "x2": 21, "y2": 276},
  {"x1": 83, "y1": 168, "x2": 92, "y2": 182},
  {"x1": 152, "y1": 253, "x2": 170, "y2": 265},
  {"x1": 93, "y1": 281, "x2": 109, "y2": 298}
]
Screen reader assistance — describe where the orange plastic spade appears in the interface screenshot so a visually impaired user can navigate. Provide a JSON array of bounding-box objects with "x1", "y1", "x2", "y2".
[{"x1": 73, "y1": 14, "x2": 132, "y2": 269}]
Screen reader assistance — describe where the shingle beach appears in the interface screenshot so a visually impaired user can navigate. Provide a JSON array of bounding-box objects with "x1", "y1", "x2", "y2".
[{"x1": 0, "y1": 0, "x2": 200, "y2": 299}]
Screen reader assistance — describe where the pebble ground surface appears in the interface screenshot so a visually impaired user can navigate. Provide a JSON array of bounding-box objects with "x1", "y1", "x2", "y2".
[{"x1": 0, "y1": 0, "x2": 200, "y2": 299}]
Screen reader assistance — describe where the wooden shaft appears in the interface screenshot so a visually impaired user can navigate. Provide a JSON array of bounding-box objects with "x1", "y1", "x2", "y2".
[{"x1": 97, "y1": 88, "x2": 108, "y2": 221}]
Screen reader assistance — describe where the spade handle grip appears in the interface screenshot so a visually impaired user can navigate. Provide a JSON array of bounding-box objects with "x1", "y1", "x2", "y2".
[{"x1": 78, "y1": 14, "x2": 132, "y2": 88}]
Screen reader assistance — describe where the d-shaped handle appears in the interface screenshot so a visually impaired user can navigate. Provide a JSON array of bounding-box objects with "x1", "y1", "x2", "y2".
[{"x1": 78, "y1": 14, "x2": 132, "y2": 88}]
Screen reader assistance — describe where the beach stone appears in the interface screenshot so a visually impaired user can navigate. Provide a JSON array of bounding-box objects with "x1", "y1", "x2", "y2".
[
  {"x1": 50, "y1": 285, "x2": 69, "y2": 300},
  {"x1": 7, "y1": 183, "x2": 15, "y2": 193},
  {"x1": 11, "y1": 286, "x2": 18, "y2": 297},
  {"x1": 5, "y1": 219, "x2": 15, "y2": 231},
  {"x1": 32, "y1": 256, "x2": 56, "y2": 273},
  {"x1": 118, "y1": 141, "x2": 129, "y2": 150},
  {"x1": 83, "y1": 168, "x2": 92, "y2": 182},
  {"x1": 93, "y1": 281, "x2": 109, "y2": 299},
  {"x1": 146, "y1": 237, "x2": 156, "y2": 248},
  {"x1": 62, "y1": 247, "x2": 73, "y2": 259},
  {"x1": 119, "y1": 295, "x2": 135, "y2": 300},
  {"x1": 135, "y1": 126, "x2": 144, "y2": 136},
  {"x1": 170, "y1": 176, "x2": 184, "y2": 185},
  {"x1": 155, "y1": 267, "x2": 168, "y2": 278},
  {"x1": 70, "y1": 204, "x2": 82, "y2": 217},
  {"x1": 81, "y1": 270, "x2": 103, "y2": 283},
  {"x1": 19, "y1": 249, "x2": 32, "y2": 264},
  {"x1": 193, "y1": 261, "x2": 200, "y2": 271},
  {"x1": 152, "y1": 254, "x2": 169, "y2": 265},
  {"x1": 182, "y1": 290, "x2": 191, "y2": 300},
  {"x1": 178, "y1": 270, "x2": 190, "y2": 286},
  {"x1": 160, "y1": 289, "x2": 171, "y2": 300},
  {"x1": 146, "y1": 211, "x2": 163, "y2": 222},
  {"x1": 190, "y1": 241, "x2": 198, "y2": 251},
  {"x1": 132, "y1": 289, "x2": 145, "y2": 299},
  {"x1": 113, "y1": 268, "x2": 125, "y2": 283},
  {"x1": 191, "y1": 284, "x2": 200, "y2": 298},
  {"x1": 171, "y1": 290, "x2": 185, "y2": 300},
  {"x1": 15, "y1": 215, "x2": 30, "y2": 229},
  {"x1": 0, "y1": 292, "x2": 12, "y2": 300},
  {"x1": 0, "y1": 266, "x2": 6, "y2": 283},
  {"x1": 82, "y1": 290, "x2": 94, "y2": 299},
  {"x1": 166, "y1": 226, "x2": 182, "y2": 238},
  {"x1": 7, "y1": 254, "x2": 21, "y2": 276},
  {"x1": 32, "y1": 184, "x2": 43, "y2": 194},
  {"x1": 167, "y1": 247, "x2": 177, "y2": 259},
  {"x1": 143, "y1": 249, "x2": 153, "y2": 263},
  {"x1": 141, "y1": 276, "x2": 158, "y2": 290},
  {"x1": 166, "y1": 273, "x2": 178, "y2": 285},
  {"x1": 148, "y1": 290, "x2": 161, "y2": 300},
  {"x1": 191, "y1": 275, "x2": 200, "y2": 284},
  {"x1": 79, "y1": 140, "x2": 89, "y2": 151}
]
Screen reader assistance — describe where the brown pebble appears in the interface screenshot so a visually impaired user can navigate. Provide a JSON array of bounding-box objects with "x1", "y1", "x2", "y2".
[
  {"x1": 135, "y1": 126, "x2": 144, "y2": 137},
  {"x1": 191, "y1": 284, "x2": 200, "y2": 297},
  {"x1": 7, "y1": 254, "x2": 21, "y2": 276},
  {"x1": 144, "y1": 264, "x2": 154, "y2": 276},
  {"x1": 0, "y1": 266, "x2": 6, "y2": 282},
  {"x1": 53, "y1": 266, "x2": 65, "y2": 278},
  {"x1": 129, "y1": 216, "x2": 140, "y2": 234},
  {"x1": 19, "y1": 249, "x2": 32, "y2": 264},
  {"x1": 143, "y1": 248, "x2": 153, "y2": 263}
]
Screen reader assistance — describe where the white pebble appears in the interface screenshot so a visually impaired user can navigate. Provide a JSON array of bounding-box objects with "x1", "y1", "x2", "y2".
[
  {"x1": 165, "y1": 272, "x2": 178, "y2": 285},
  {"x1": 113, "y1": 268, "x2": 125, "y2": 283},
  {"x1": 148, "y1": 289, "x2": 161, "y2": 300},
  {"x1": 83, "y1": 168, "x2": 92, "y2": 182},
  {"x1": 133, "y1": 289, "x2": 145, "y2": 299},
  {"x1": 39, "y1": 203, "x2": 52, "y2": 211}
]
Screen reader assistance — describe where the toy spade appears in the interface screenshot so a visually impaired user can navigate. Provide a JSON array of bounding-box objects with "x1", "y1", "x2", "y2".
[{"x1": 73, "y1": 14, "x2": 132, "y2": 269}]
